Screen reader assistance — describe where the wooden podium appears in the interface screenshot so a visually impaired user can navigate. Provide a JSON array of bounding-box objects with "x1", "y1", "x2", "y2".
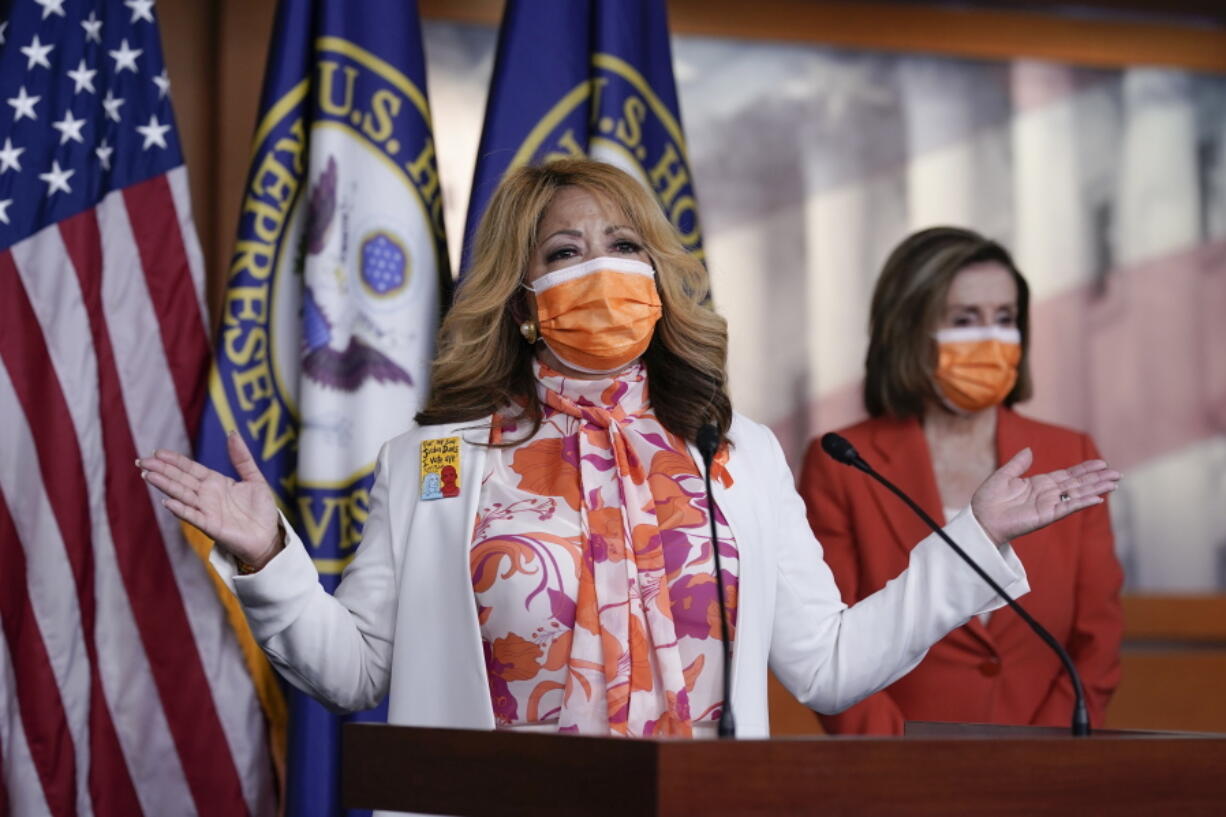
[{"x1": 342, "y1": 722, "x2": 1226, "y2": 816}]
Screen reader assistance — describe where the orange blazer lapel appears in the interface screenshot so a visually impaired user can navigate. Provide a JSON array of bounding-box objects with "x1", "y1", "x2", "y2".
[
  {"x1": 868, "y1": 415, "x2": 1000, "y2": 652},
  {"x1": 988, "y1": 406, "x2": 1048, "y2": 644},
  {"x1": 864, "y1": 417, "x2": 944, "y2": 559}
]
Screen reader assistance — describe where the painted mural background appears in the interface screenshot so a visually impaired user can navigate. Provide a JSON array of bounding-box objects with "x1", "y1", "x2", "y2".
[{"x1": 423, "y1": 23, "x2": 1226, "y2": 592}]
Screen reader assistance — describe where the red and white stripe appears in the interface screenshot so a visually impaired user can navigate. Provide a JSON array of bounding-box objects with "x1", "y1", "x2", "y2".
[{"x1": 0, "y1": 166, "x2": 273, "y2": 816}]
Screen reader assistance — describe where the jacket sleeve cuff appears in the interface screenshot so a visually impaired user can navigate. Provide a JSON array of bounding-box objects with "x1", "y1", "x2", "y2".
[
  {"x1": 207, "y1": 542, "x2": 239, "y2": 594},
  {"x1": 946, "y1": 506, "x2": 1029, "y2": 614},
  {"x1": 206, "y1": 511, "x2": 294, "y2": 594},
  {"x1": 228, "y1": 513, "x2": 323, "y2": 642}
]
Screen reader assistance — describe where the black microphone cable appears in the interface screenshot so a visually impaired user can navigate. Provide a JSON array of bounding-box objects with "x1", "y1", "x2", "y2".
[
  {"x1": 821, "y1": 432, "x2": 1091, "y2": 737},
  {"x1": 698, "y1": 422, "x2": 736, "y2": 738}
]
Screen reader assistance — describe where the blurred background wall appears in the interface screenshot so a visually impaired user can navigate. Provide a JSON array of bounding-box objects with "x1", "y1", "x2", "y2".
[{"x1": 156, "y1": 0, "x2": 1226, "y2": 732}]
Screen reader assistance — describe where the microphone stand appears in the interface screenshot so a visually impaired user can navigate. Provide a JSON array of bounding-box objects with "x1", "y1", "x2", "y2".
[
  {"x1": 698, "y1": 424, "x2": 736, "y2": 738},
  {"x1": 821, "y1": 433, "x2": 1091, "y2": 737}
]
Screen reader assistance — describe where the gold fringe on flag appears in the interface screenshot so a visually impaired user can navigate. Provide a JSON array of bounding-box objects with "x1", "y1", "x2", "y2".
[{"x1": 182, "y1": 521, "x2": 288, "y2": 814}]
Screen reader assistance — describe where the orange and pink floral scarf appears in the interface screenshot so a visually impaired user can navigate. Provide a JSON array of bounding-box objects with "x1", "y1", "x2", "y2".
[{"x1": 471, "y1": 361, "x2": 736, "y2": 736}]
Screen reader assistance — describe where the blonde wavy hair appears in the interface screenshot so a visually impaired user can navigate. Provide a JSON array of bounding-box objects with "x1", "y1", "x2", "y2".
[{"x1": 416, "y1": 158, "x2": 731, "y2": 444}]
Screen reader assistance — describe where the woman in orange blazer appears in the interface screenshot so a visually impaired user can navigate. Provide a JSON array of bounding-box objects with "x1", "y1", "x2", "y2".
[{"x1": 800, "y1": 227, "x2": 1124, "y2": 734}]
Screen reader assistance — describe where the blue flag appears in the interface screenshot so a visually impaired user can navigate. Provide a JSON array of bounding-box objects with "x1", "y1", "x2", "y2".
[
  {"x1": 462, "y1": 0, "x2": 704, "y2": 274},
  {"x1": 196, "y1": 1, "x2": 449, "y2": 814}
]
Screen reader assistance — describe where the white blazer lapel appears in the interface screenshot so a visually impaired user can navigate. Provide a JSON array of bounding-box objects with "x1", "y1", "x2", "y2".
[
  {"x1": 690, "y1": 430, "x2": 772, "y2": 737},
  {"x1": 387, "y1": 421, "x2": 495, "y2": 729}
]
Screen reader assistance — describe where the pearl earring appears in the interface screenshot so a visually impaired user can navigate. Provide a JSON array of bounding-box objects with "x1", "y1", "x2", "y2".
[{"x1": 519, "y1": 320, "x2": 539, "y2": 344}]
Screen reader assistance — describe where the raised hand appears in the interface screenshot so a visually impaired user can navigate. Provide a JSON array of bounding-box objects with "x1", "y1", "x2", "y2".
[
  {"x1": 138, "y1": 431, "x2": 283, "y2": 569},
  {"x1": 971, "y1": 447, "x2": 1121, "y2": 545}
]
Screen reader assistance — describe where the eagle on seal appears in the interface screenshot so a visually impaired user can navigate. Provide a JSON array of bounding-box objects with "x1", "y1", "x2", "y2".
[{"x1": 299, "y1": 155, "x2": 413, "y2": 392}]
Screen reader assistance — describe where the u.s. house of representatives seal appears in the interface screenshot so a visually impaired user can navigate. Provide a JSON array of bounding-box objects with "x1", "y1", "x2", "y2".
[{"x1": 215, "y1": 37, "x2": 447, "y2": 572}]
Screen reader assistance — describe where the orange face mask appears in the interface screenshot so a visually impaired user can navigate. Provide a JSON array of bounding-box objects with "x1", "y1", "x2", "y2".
[
  {"x1": 530, "y1": 257, "x2": 662, "y2": 374},
  {"x1": 932, "y1": 326, "x2": 1022, "y2": 413}
]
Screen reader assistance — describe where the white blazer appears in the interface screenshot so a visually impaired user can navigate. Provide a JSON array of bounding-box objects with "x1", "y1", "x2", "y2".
[{"x1": 218, "y1": 412, "x2": 1028, "y2": 740}]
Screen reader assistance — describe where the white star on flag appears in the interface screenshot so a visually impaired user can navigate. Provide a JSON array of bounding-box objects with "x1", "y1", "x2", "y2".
[
  {"x1": 0, "y1": 20, "x2": 7, "y2": 45},
  {"x1": 95, "y1": 139, "x2": 114, "y2": 171},
  {"x1": 0, "y1": 138, "x2": 24, "y2": 173},
  {"x1": 21, "y1": 34, "x2": 54, "y2": 70},
  {"x1": 39, "y1": 160, "x2": 74, "y2": 196},
  {"x1": 34, "y1": 0, "x2": 66, "y2": 20},
  {"x1": 102, "y1": 90, "x2": 125, "y2": 122},
  {"x1": 81, "y1": 11, "x2": 103, "y2": 42},
  {"x1": 52, "y1": 110, "x2": 87, "y2": 145},
  {"x1": 136, "y1": 114, "x2": 171, "y2": 150},
  {"x1": 109, "y1": 39, "x2": 142, "y2": 73},
  {"x1": 0, "y1": 199, "x2": 11, "y2": 225},
  {"x1": 7, "y1": 87, "x2": 40, "y2": 121},
  {"x1": 153, "y1": 68, "x2": 171, "y2": 99},
  {"x1": 125, "y1": 0, "x2": 155, "y2": 24},
  {"x1": 68, "y1": 59, "x2": 98, "y2": 94}
]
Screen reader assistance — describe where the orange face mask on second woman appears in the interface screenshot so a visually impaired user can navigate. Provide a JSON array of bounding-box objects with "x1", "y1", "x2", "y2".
[
  {"x1": 932, "y1": 326, "x2": 1022, "y2": 413},
  {"x1": 530, "y1": 257, "x2": 662, "y2": 374}
]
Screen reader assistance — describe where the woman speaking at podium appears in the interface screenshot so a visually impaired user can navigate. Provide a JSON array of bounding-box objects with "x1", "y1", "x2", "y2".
[
  {"x1": 138, "y1": 161, "x2": 1118, "y2": 739},
  {"x1": 800, "y1": 227, "x2": 1124, "y2": 735}
]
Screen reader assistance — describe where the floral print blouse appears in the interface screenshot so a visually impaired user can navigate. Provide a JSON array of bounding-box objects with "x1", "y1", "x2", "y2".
[{"x1": 470, "y1": 360, "x2": 738, "y2": 737}]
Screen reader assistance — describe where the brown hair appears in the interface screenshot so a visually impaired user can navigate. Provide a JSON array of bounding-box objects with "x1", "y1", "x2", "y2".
[
  {"x1": 416, "y1": 159, "x2": 731, "y2": 443},
  {"x1": 864, "y1": 226, "x2": 1032, "y2": 419}
]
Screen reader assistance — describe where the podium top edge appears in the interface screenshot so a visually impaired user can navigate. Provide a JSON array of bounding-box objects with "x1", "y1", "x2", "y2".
[{"x1": 343, "y1": 722, "x2": 1226, "y2": 742}]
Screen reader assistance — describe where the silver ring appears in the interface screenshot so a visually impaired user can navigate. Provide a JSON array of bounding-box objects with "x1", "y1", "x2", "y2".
[{"x1": 1059, "y1": 492, "x2": 1070, "y2": 502}]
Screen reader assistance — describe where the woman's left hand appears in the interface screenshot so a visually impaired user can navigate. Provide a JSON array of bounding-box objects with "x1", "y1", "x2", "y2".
[{"x1": 971, "y1": 448, "x2": 1120, "y2": 545}]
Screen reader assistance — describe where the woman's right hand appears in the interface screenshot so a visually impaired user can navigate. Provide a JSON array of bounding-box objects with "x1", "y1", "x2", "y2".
[{"x1": 138, "y1": 430, "x2": 283, "y2": 570}]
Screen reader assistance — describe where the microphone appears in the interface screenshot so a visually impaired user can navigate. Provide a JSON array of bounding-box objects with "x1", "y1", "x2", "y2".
[
  {"x1": 697, "y1": 422, "x2": 735, "y2": 738},
  {"x1": 820, "y1": 432, "x2": 1091, "y2": 737}
]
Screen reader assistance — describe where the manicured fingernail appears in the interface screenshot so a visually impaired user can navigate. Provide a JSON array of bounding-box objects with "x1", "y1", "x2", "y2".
[{"x1": 140, "y1": 469, "x2": 148, "y2": 480}]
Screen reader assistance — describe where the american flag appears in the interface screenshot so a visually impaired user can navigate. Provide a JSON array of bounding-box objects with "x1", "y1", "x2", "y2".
[{"x1": 0, "y1": 2, "x2": 275, "y2": 815}]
